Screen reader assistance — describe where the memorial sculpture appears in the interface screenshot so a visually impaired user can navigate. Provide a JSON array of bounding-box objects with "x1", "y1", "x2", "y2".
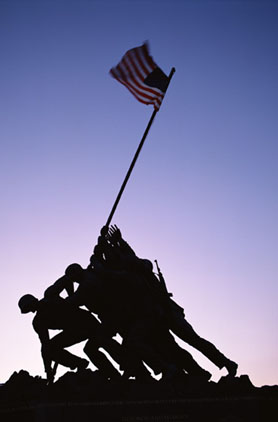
[
  {"x1": 18, "y1": 225, "x2": 238, "y2": 385},
  {"x1": 4, "y1": 44, "x2": 277, "y2": 421}
]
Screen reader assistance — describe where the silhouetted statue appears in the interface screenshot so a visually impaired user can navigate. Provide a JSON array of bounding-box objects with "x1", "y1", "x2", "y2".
[
  {"x1": 63, "y1": 264, "x2": 179, "y2": 380},
  {"x1": 20, "y1": 224, "x2": 238, "y2": 383},
  {"x1": 18, "y1": 294, "x2": 122, "y2": 383},
  {"x1": 44, "y1": 266, "x2": 153, "y2": 381},
  {"x1": 95, "y1": 225, "x2": 238, "y2": 377},
  {"x1": 62, "y1": 262, "x2": 212, "y2": 380}
]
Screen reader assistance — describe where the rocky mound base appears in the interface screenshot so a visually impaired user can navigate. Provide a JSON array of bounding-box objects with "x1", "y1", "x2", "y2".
[{"x1": 1, "y1": 370, "x2": 277, "y2": 421}]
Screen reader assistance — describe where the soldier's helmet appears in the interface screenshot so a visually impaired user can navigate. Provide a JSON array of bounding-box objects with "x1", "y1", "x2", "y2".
[
  {"x1": 141, "y1": 259, "x2": 153, "y2": 272},
  {"x1": 18, "y1": 294, "x2": 38, "y2": 313},
  {"x1": 65, "y1": 263, "x2": 83, "y2": 280}
]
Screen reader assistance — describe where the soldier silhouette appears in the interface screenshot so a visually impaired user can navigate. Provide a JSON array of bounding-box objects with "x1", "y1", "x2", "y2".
[
  {"x1": 18, "y1": 294, "x2": 122, "y2": 383},
  {"x1": 100, "y1": 225, "x2": 238, "y2": 377},
  {"x1": 44, "y1": 266, "x2": 154, "y2": 381},
  {"x1": 63, "y1": 263, "x2": 212, "y2": 380}
]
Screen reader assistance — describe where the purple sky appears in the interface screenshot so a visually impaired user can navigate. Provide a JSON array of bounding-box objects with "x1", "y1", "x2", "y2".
[{"x1": 0, "y1": 0, "x2": 277, "y2": 386}]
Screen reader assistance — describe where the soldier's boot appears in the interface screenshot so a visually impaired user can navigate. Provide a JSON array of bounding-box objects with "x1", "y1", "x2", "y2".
[
  {"x1": 225, "y1": 359, "x2": 238, "y2": 377},
  {"x1": 75, "y1": 358, "x2": 89, "y2": 371}
]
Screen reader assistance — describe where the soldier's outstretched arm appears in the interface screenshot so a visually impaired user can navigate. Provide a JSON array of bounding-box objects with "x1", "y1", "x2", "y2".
[
  {"x1": 44, "y1": 275, "x2": 74, "y2": 299},
  {"x1": 65, "y1": 287, "x2": 84, "y2": 308},
  {"x1": 33, "y1": 319, "x2": 53, "y2": 382}
]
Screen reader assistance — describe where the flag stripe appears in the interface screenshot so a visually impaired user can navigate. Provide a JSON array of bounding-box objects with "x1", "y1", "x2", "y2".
[
  {"x1": 112, "y1": 55, "x2": 164, "y2": 100},
  {"x1": 133, "y1": 47, "x2": 151, "y2": 77},
  {"x1": 113, "y1": 74, "x2": 163, "y2": 105},
  {"x1": 110, "y1": 42, "x2": 168, "y2": 110},
  {"x1": 124, "y1": 54, "x2": 144, "y2": 82},
  {"x1": 142, "y1": 43, "x2": 157, "y2": 70},
  {"x1": 114, "y1": 76, "x2": 163, "y2": 108},
  {"x1": 111, "y1": 62, "x2": 158, "y2": 102},
  {"x1": 120, "y1": 58, "x2": 164, "y2": 98}
]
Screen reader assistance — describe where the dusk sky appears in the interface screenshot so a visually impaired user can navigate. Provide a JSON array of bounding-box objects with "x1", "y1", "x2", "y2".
[{"x1": 1, "y1": 0, "x2": 277, "y2": 387}]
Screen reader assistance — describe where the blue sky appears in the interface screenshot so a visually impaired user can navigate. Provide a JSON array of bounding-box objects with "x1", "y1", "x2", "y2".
[{"x1": 0, "y1": 0, "x2": 277, "y2": 386}]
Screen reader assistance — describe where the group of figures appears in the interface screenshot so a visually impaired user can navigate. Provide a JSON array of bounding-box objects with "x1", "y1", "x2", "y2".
[{"x1": 18, "y1": 226, "x2": 238, "y2": 384}]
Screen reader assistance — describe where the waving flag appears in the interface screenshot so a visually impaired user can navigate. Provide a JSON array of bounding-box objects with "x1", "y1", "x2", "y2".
[
  {"x1": 110, "y1": 42, "x2": 169, "y2": 110},
  {"x1": 106, "y1": 45, "x2": 175, "y2": 226}
]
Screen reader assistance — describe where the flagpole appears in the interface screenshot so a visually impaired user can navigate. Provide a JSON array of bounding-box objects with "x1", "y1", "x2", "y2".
[{"x1": 105, "y1": 67, "x2": 176, "y2": 228}]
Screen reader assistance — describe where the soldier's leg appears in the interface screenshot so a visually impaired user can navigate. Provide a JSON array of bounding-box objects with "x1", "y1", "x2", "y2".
[
  {"x1": 162, "y1": 334, "x2": 211, "y2": 379},
  {"x1": 83, "y1": 339, "x2": 121, "y2": 379},
  {"x1": 124, "y1": 322, "x2": 179, "y2": 380},
  {"x1": 48, "y1": 330, "x2": 89, "y2": 370},
  {"x1": 100, "y1": 336, "x2": 153, "y2": 379},
  {"x1": 100, "y1": 336, "x2": 123, "y2": 366},
  {"x1": 170, "y1": 315, "x2": 237, "y2": 375},
  {"x1": 91, "y1": 323, "x2": 154, "y2": 380},
  {"x1": 146, "y1": 328, "x2": 209, "y2": 380},
  {"x1": 119, "y1": 335, "x2": 156, "y2": 380}
]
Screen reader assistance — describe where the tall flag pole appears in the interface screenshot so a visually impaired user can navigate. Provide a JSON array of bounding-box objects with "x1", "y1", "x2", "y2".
[{"x1": 106, "y1": 42, "x2": 175, "y2": 227}]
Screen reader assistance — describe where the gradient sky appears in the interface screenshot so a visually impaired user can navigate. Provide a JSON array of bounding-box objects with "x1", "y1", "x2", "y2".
[{"x1": 0, "y1": 0, "x2": 277, "y2": 387}]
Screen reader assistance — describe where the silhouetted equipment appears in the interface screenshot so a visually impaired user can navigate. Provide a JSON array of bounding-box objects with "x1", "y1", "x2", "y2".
[{"x1": 154, "y1": 259, "x2": 173, "y2": 297}]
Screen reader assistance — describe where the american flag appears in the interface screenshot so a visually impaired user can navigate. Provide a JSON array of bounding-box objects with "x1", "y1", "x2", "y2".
[{"x1": 110, "y1": 43, "x2": 169, "y2": 110}]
